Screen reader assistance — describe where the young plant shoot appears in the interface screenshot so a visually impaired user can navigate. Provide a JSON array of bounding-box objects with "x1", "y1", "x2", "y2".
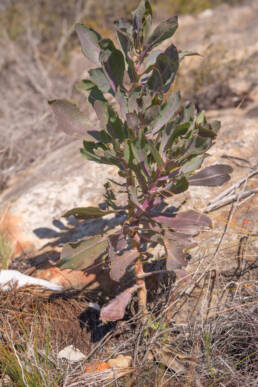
[{"x1": 50, "y1": 0, "x2": 232, "y2": 322}]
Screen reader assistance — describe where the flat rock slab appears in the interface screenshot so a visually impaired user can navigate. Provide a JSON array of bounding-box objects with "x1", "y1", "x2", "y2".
[{"x1": 0, "y1": 140, "x2": 118, "y2": 254}]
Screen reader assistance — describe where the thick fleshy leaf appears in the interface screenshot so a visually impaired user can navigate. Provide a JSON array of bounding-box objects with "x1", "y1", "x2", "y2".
[
  {"x1": 94, "y1": 100, "x2": 126, "y2": 141},
  {"x1": 132, "y1": 0, "x2": 152, "y2": 48},
  {"x1": 163, "y1": 175, "x2": 189, "y2": 195},
  {"x1": 110, "y1": 249, "x2": 139, "y2": 282},
  {"x1": 147, "y1": 140, "x2": 163, "y2": 169},
  {"x1": 77, "y1": 79, "x2": 107, "y2": 106},
  {"x1": 49, "y1": 99, "x2": 95, "y2": 139},
  {"x1": 145, "y1": 16, "x2": 178, "y2": 53},
  {"x1": 100, "y1": 285, "x2": 138, "y2": 322},
  {"x1": 153, "y1": 210, "x2": 212, "y2": 234},
  {"x1": 178, "y1": 134, "x2": 212, "y2": 162},
  {"x1": 63, "y1": 207, "x2": 115, "y2": 220},
  {"x1": 115, "y1": 19, "x2": 133, "y2": 56},
  {"x1": 148, "y1": 91, "x2": 181, "y2": 136},
  {"x1": 147, "y1": 44, "x2": 179, "y2": 92},
  {"x1": 99, "y1": 39, "x2": 125, "y2": 92},
  {"x1": 143, "y1": 50, "x2": 162, "y2": 68},
  {"x1": 116, "y1": 87, "x2": 128, "y2": 120},
  {"x1": 188, "y1": 164, "x2": 233, "y2": 186},
  {"x1": 180, "y1": 155, "x2": 206, "y2": 174},
  {"x1": 75, "y1": 24, "x2": 101, "y2": 65},
  {"x1": 58, "y1": 236, "x2": 108, "y2": 271},
  {"x1": 89, "y1": 68, "x2": 113, "y2": 94}
]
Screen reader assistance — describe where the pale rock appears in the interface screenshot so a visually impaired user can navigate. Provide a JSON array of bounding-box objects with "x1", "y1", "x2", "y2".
[{"x1": 57, "y1": 345, "x2": 86, "y2": 362}]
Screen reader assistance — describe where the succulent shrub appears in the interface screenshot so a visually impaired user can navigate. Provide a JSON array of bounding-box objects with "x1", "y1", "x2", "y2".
[{"x1": 49, "y1": 0, "x2": 232, "y2": 322}]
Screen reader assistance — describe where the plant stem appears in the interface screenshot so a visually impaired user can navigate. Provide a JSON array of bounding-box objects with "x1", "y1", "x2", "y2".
[{"x1": 135, "y1": 258, "x2": 147, "y2": 316}]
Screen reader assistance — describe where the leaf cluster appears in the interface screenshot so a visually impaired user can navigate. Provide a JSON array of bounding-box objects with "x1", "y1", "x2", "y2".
[{"x1": 50, "y1": 0, "x2": 232, "y2": 322}]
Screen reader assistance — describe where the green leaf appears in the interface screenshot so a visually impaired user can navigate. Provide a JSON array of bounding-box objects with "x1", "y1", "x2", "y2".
[
  {"x1": 63, "y1": 206, "x2": 115, "y2": 220},
  {"x1": 178, "y1": 134, "x2": 212, "y2": 162},
  {"x1": 147, "y1": 44, "x2": 179, "y2": 92},
  {"x1": 180, "y1": 155, "x2": 206, "y2": 174},
  {"x1": 99, "y1": 39, "x2": 125, "y2": 92},
  {"x1": 148, "y1": 91, "x2": 181, "y2": 136},
  {"x1": 49, "y1": 99, "x2": 96, "y2": 139},
  {"x1": 132, "y1": 0, "x2": 152, "y2": 49},
  {"x1": 145, "y1": 16, "x2": 178, "y2": 53},
  {"x1": 147, "y1": 139, "x2": 163, "y2": 169},
  {"x1": 58, "y1": 235, "x2": 108, "y2": 270},
  {"x1": 78, "y1": 80, "x2": 106, "y2": 106},
  {"x1": 75, "y1": 24, "x2": 102, "y2": 65},
  {"x1": 116, "y1": 87, "x2": 128, "y2": 120},
  {"x1": 94, "y1": 100, "x2": 126, "y2": 141},
  {"x1": 89, "y1": 68, "x2": 113, "y2": 94},
  {"x1": 163, "y1": 175, "x2": 189, "y2": 195},
  {"x1": 115, "y1": 19, "x2": 133, "y2": 56}
]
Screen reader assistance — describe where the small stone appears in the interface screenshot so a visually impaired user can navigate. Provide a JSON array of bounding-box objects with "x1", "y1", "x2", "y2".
[{"x1": 57, "y1": 345, "x2": 86, "y2": 362}]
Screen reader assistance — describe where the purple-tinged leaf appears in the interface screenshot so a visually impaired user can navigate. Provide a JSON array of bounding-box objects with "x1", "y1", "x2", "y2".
[
  {"x1": 58, "y1": 235, "x2": 108, "y2": 271},
  {"x1": 99, "y1": 39, "x2": 125, "y2": 93},
  {"x1": 100, "y1": 285, "x2": 139, "y2": 322},
  {"x1": 147, "y1": 44, "x2": 179, "y2": 93},
  {"x1": 89, "y1": 68, "x2": 112, "y2": 94},
  {"x1": 145, "y1": 16, "x2": 178, "y2": 53},
  {"x1": 110, "y1": 249, "x2": 139, "y2": 282},
  {"x1": 63, "y1": 207, "x2": 115, "y2": 220},
  {"x1": 153, "y1": 210, "x2": 212, "y2": 234},
  {"x1": 49, "y1": 99, "x2": 95, "y2": 139},
  {"x1": 188, "y1": 164, "x2": 233, "y2": 187},
  {"x1": 132, "y1": 0, "x2": 152, "y2": 48},
  {"x1": 148, "y1": 91, "x2": 181, "y2": 136},
  {"x1": 75, "y1": 24, "x2": 101, "y2": 65}
]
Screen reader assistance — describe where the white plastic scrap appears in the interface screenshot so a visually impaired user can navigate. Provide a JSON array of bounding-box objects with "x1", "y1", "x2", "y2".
[{"x1": 0, "y1": 269, "x2": 63, "y2": 291}]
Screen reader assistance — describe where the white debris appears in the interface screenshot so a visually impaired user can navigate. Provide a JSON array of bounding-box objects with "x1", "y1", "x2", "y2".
[
  {"x1": 0, "y1": 269, "x2": 63, "y2": 291},
  {"x1": 199, "y1": 9, "x2": 213, "y2": 18},
  {"x1": 57, "y1": 345, "x2": 86, "y2": 362}
]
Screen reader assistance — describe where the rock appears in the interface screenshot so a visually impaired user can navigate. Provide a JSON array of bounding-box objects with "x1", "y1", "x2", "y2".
[
  {"x1": 0, "y1": 140, "x2": 119, "y2": 254},
  {"x1": 57, "y1": 345, "x2": 86, "y2": 362},
  {"x1": 107, "y1": 354, "x2": 132, "y2": 369}
]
